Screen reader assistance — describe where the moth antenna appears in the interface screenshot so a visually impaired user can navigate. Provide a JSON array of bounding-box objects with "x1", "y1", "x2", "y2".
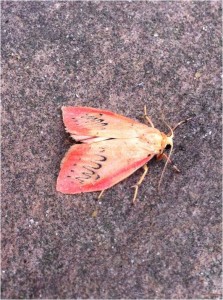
[
  {"x1": 161, "y1": 113, "x2": 174, "y2": 138},
  {"x1": 172, "y1": 117, "x2": 193, "y2": 132}
]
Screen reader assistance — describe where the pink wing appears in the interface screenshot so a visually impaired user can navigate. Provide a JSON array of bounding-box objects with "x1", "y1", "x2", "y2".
[
  {"x1": 56, "y1": 138, "x2": 154, "y2": 194},
  {"x1": 62, "y1": 106, "x2": 151, "y2": 140}
]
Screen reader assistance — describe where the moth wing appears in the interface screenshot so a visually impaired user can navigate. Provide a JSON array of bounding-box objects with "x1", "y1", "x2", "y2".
[
  {"x1": 56, "y1": 138, "x2": 154, "y2": 194},
  {"x1": 62, "y1": 106, "x2": 150, "y2": 139}
]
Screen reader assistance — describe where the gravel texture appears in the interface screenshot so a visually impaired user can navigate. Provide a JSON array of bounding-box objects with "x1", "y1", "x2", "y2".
[{"x1": 2, "y1": 1, "x2": 222, "y2": 299}]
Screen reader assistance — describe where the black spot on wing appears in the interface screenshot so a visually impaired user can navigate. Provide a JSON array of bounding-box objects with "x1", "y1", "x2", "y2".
[
  {"x1": 82, "y1": 166, "x2": 96, "y2": 175},
  {"x1": 96, "y1": 155, "x2": 107, "y2": 161},
  {"x1": 81, "y1": 172, "x2": 92, "y2": 179},
  {"x1": 82, "y1": 114, "x2": 109, "y2": 126},
  {"x1": 89, "y1": 162, "x2": 102, "y2": 169},
  {"x1": 68, "y1": 148, "x2": 107, "y2": 185},
  {"x1": 75, "y1": 177, "x2": 85, "y2": 184},
  {"x1": 74, "y1": 167, "x2": 101, "y2": 184}
]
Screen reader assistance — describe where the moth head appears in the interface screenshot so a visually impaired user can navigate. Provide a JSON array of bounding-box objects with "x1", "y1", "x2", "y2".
[
  {"x1": 161, "y1": 119, "x2": 174, "y2": 153},
  {"x1": 164, "y1": 134, "x2": 174, "y2": 150}
]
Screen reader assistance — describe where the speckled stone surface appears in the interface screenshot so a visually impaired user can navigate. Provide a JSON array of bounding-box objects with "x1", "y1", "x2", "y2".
[{"x1": 1, "y1": 1, "x2": 222, "y2": 299}]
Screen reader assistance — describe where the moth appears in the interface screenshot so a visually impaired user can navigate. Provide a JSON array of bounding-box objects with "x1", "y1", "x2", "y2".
[{"x1": 56, "y1": 106, "x2": 189, "y2": 203}]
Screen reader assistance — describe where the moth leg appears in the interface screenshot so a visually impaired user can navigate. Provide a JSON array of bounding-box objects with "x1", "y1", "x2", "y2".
[
  {"x1": 144, "y1": 105, "x2": 154, "y2": 127},
  {"x1": 157, "y1": 153, "x2": 180, "y2": 173},
  {"x1": 92, "y1": 191, "x2": 105, "y2": 218},
  {"x1": 98, "y1": 190, "x2": 105, "y2": 200},
  {"x1": 132, "y1": 164, "x2": 149, "y2": 204}
]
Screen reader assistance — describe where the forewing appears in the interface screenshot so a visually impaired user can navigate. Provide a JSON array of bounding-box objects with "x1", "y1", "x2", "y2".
[
  {"x1": 62, "y1": 106, "x2": 149, "y2": 139},
  {"x1": 56, "y1": 138, "x2": 154, "y2": 194}
]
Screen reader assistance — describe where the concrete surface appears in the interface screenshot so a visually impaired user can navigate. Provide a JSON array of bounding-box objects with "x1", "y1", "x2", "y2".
[{"x1": 2, "y1": 1, "x2": 222, "y2": 299}]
